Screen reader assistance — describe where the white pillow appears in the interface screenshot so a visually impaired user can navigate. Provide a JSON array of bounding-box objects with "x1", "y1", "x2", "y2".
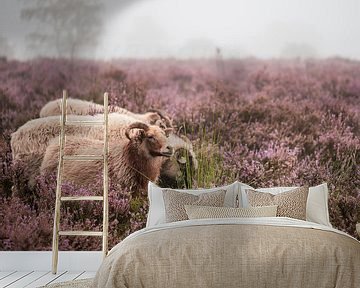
[
  {"x1": 146, "y1": 181, "x2": 240, "y2": 227},
  {"x1": 241, "y1": 183, "x2": 331, "y2": 227}
]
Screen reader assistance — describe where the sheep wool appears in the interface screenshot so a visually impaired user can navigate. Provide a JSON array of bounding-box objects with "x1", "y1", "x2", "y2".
[{"x1": 40, "y1": 123, "x2": 172, "y2": 194}]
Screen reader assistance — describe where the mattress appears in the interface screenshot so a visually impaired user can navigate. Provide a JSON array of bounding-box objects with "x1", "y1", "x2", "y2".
[{"x1": 92, "y1": 217, "x2": 360, "y2": 288}]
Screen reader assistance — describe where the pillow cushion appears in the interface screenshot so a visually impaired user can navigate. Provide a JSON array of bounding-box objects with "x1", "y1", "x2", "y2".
[
  {"x1": 246, "y1": 186, "x2": 309, "y2": 220},
  {"x1": 147, "y1": 182, "x2": 331, "y2": 227},
  {"x1": 146, "y1": 181, "x2": 243, "y2": 227},
  {"x1": 163, "y1": 189, "x2": 226, "y2": 223},
  {"x1": 184, "y1": 205, "x2": 278, "y2": 219},
  {"x1": 241, "y1": 183, "x2": 331, "y2": 227}
]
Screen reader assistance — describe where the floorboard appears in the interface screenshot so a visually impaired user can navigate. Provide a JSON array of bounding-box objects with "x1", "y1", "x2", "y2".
[
  {"x1": 0, "y1": 271, "x2": 32, "y2": 288},
  {"x1": 0, "y1": 272, "x2": 16, "y2": 281},
  {"x1": 23, "y1": 271, "x2": 67, "y2": 288},
  {"x1": 7, "y1": 271, "x2": 48, "y2": 288},
  {"x1": 0, "y1": 271, "x2": 96, "y2": 287}
]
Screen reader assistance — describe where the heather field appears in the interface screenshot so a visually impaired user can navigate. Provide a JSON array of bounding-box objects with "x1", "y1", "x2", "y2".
[{"x1": 0, "y1": 57, "x2": 359, "y2": 250}]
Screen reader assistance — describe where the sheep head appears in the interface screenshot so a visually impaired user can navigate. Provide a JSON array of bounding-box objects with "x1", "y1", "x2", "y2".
[
  {"x1": 125, "y1": 122, "x2": 173, "y2": 158},
  {"x1": 157, "y1": 134, "x2": 198, "y2": 188},
  {"x1": 147, "y1": 109, "x2": 173, "y2": 129},
  {"x1": 158, "y1": 147, "x2": 198, "y2": 188}
]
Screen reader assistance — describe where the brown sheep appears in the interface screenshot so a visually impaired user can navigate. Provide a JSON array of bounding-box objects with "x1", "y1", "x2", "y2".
[{"x1": 40, "y1": 122, "x2": 173, "y2": 193}]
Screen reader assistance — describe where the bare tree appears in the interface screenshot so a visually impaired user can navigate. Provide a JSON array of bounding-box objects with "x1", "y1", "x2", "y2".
[{"x1": 21, "y1": 0, "x2": 103, "y2": 60}]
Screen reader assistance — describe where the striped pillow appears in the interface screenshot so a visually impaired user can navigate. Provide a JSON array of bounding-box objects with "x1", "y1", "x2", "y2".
[{"x1": 184, "y1": 205, "x2": 278, "y2": 219}]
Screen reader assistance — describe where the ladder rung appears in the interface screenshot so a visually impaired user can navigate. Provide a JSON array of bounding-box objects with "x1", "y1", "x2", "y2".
[
  {"x1": 66, "y1": 120, "x2": 104, "y2": 126},
  {"x1": 63, "y1": 155, "x2": 103, "y2": 161},
  {"x1": 59, "y1": 231, "x2": 103, "y2": 236},
  {"x1": 61, "y1": 196, "x2": 103, "y2": 201}
]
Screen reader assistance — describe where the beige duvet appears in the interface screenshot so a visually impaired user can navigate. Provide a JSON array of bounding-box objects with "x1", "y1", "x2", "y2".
[{"x1": 93, "y1": 218, "x2": 360, "y2": 288}]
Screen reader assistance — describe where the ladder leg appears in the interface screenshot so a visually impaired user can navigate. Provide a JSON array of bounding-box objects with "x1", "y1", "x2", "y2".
[
  {"x1": 52, "y1": 90, "x2": 67, "y2": 274},
  {"x1": 102, "y1": 92, "x2": 109, "y2": 258},
  {"x1": 52, "y1": 192, "x2": 61, "y2": 274}
]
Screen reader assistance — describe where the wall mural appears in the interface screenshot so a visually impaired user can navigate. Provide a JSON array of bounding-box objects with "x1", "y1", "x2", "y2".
[{"x1": 0, "y1": 58, "x2": 359, "y2": 250}]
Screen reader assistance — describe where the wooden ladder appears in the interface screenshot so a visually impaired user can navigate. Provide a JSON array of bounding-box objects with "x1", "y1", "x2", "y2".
[{"x1": 52, "y1": 90, "x2": 109, "y2": 274}]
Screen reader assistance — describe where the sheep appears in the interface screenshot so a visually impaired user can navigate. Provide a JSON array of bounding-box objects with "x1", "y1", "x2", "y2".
[
  {"x1": 11, "y1": 114, "x2": 197, "y2": 190},
  {"x1": 40, "y1": 98, "x2": 102, "y2": 117},
  {"x1": 11, "y1": 113, "x2": 195, "y2": 169},
  {"x1": 14, "y1": 132, "x2": 196, "y2": 190},
  {"x1": 11, "y1": 113, "x2": 154, "y2": 161},
  {"x1": 11, "y1": 114, "x2": 94, "y2": 161},
  {"x1": 39, "y1": 98, "x2": 172, "y2": 128},
  {"x1": 10, "y1": 113, "x2": 148, "y2": 191},
  {"x1": 40, "y1": 122, "x2": 173, "y2": 193}
]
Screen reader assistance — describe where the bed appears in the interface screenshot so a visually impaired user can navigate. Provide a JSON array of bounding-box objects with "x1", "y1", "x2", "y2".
[{"x1": 92, "y1": 182, "x2": 360, "y2": 288}]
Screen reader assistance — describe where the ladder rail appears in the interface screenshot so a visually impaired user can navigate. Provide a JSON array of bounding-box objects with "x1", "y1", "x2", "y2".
[
  {"x1": 102, "y1": 92, "x2": 109, "y2": 259},
  {"x1": 52, "y1": 90, "x2": 67, "y2": 274}
]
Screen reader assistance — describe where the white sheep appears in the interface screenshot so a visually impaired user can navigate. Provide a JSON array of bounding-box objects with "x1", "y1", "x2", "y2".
[
  {"x1": 40, "y1": 98, "x2": 103, "y2": 117},
  {"x1": 11, "y1": 113, "x2": 148, "y2": 161},
  {"x1": 40, "y1": 122, "x2": 173, "y2": 193},
  {"x1": 39, "y1": 98, "x2": 172, "y2": 128}
]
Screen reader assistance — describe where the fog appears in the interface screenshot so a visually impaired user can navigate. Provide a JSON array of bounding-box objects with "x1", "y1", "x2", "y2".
[{"x1": 1, "y1": 0, "x2": 360, "y2": 60}]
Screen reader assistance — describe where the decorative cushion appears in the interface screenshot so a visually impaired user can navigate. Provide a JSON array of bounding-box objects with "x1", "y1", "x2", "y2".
[
  {"x1": 246, "y1": 186, "x2": 309, "y2": 220},
  {"x1": 184, "y1": 205, "x2": 278, "y2": 219},
  {"x1": 146, "y1": 181, "x2": 242, "y2": 227},
  {"x1": 241, "y1": 183, "x2": 331, "y2": 227},
  {"x1": 162, "y1": 189, "x2": 226, "y2": 223}
]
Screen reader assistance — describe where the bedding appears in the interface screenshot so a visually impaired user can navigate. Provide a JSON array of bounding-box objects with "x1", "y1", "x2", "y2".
[
  {"x1": 246, "y1": 186, "x2": 309, "y2": 220},
  {"x1": 184, "y1": 205, "x2": 278, "y2": 219},
  {"x1": 93, "y1": 218, "x2": 360, "y2": 288},
  {"x1": 147, "y1": 182, "x2": 331, "y2": 227}
]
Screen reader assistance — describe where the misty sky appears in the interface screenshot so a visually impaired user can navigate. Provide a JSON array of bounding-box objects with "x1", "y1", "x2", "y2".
[{"x1": 1, "y1": 0, "x2": 360, "y2": 59}]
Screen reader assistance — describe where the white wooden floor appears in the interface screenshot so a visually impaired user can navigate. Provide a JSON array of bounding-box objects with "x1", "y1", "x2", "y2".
[
  {"x1": 0, "y1": 270, "x2": 95, "y2": 288},
  {"x1": 0, "y1": 251, "x2": 102, "y2": 288}
]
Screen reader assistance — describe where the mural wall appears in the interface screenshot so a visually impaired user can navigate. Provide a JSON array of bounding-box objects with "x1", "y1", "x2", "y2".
[{"x1": 0, "y1": 57, "x2": 359, "y2": 250}]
